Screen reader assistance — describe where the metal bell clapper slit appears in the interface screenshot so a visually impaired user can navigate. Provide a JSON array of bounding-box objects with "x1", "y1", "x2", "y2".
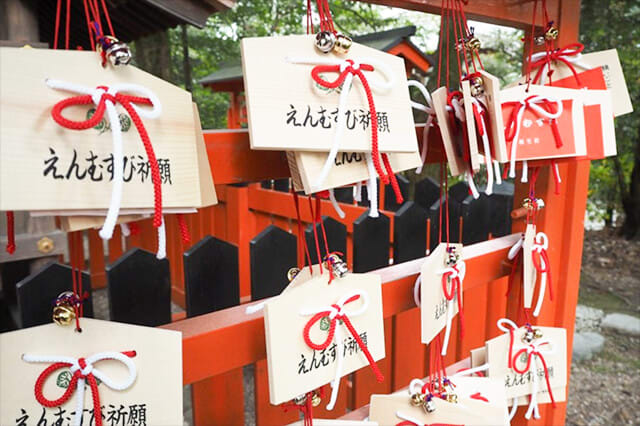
[
  {"x1": 106, "y1": 40, "x2": 132, "y2": 66},
  {"x1": 545, "y1": 26, "x2": 559, "y2": 41},
  {"x1": 326, "y1": 253, "x2": 349, "y2": 278},
  {"x1": 315, "y1": 31, "x2": 337, "y2": 54},
  {"x1": 333, "y1": 34, "x2": 353, "y2": 54},
  {"x1": 410, "y1": 392, "x2": 425, "y2": 406},
  {"x1": 52, "y1": 291, "x2": 76, "y2": 326},
  {"x1": 446, "y1": 246, "x2": 460, "y2": 267},
  {"x1": 293, "y1": 394, "x2": 307, "y2": 406},
  {"x1": 424, "y1": 397, "x2": 437, "y2": 413},
  {"x1": 522, "y1": 329, "x2": 536, "y2": 344},
  {"x1": 470, "y1": 76, "x2": 484, "y2": 97}
]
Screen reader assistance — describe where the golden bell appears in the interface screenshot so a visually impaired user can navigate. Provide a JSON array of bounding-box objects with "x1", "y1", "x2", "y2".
[
  {"x1": 465, "y1": 36, "x2": 481, "y2": 51},
  {"x1": 470, "y1": 83, "x2": 484, "y2": 97},
  {"x1": 545, "y1": 26, "x2": 559, "y2": 40},
  {"x1": 293, "y1": 394, "x2": 307, "y2": 406},
  {"x1": 446, "y1": 393, "x2": 459, "y2": 403},
  {"x1": 533, "y1": 328, "x2": 544, "y2": 339},
  {"x1": 424, "y1": 398, "x2": 437, "y2": 413},
  {"x1": 410, "y1": 393, "x2": 425, "y2": 406},
  {"x1": 53, "y1": 304, "x2": 76, "y2": 326},
  {"x1": 333, "y1": 34, "x2": 353, "y2": 54},
  {"x1": 310, "y1": 392, "x2": 322, "y2": 407},
  {"x1": 287, "y1": 267, "x2": 300, "y2": 282}
]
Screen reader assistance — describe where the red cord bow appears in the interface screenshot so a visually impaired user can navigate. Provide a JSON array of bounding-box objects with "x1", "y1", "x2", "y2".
[
  {"x1": 302, "y1": 294, "x2": 383, "y2": 382},
  {"x1": 33, "y1": 351, "x2": 136, "y2": 426},
  {"x1": 529, "y1": 43, "x2": 585, "y2": 86},
  {"x1": 310, "y1": 60, "x2": 403, "y2": 204},
  {"x1": 442, "y1": 265, "x2": 465, "y2": 338},
  {"x1": 50, "y1": 86, "x2": 163, "y2": 229},
  {"x1": 511, "y1": 343, "x2": 556, "y2": 408},
  {"x1": 503, "y1": 95, "x2": 563, "y2": 149}
]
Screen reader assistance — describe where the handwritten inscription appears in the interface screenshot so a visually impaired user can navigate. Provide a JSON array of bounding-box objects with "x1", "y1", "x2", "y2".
[
  {"x1": 504, "y1": 366, "x2": 555, "y2": 388},
  {"x1": 14, "y1": 404, "x2": 147, "y2": 426},
  {"x1": 297, "y1": 332, "x2": 368, "y2": 375},
  {"x1": 286, "y1": 105, "x2": 390, "y2": 133},
  {"x1": 43, "y1": 148, "x2": 173, "y2": 185}
]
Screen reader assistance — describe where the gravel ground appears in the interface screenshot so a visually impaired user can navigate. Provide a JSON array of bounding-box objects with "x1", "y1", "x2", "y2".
[{"x1": 565, "y1": 231, "x2": 640, "y2": 426}]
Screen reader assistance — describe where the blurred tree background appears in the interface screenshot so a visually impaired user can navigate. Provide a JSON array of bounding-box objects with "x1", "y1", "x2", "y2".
[{"x1": 132, "y1": 0, "x2": 639, "y2": 238}]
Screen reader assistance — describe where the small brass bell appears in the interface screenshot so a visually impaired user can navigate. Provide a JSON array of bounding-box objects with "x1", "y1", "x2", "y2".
[
  {"x1": 470, "y1": 77, "x2": 484, "y2": 97},
  {"x1": 410, "y1": 392, "x2": 425, "y2": 406},
  {"x1": 533, "y1": 328, "x2": 544, "y2": 339},
  {"x1": 446, "y1": 393, "x2": 458, "y2": 404},
  {"x1": 327, "y1": 253, "x2": 349, "y2": 278},
  {"x1": 310, "y1": 392, "x2": 322, "y2": 407},
  {"x1": 53, "y1": 304, "x2": 76, "y2": 326},
  {"x1": 465, "y1": 36, "x2": 481, "y2": 52},
  {"x1": 534, "y1": 35, "x2": 546, "y2": 46},
  {"x1": 522, "y1": 330, "x2": 535, "y2": 343},
  {"x1": 293, "y1": 394, "x2": 307, "y2": 406},
  {"x1": 105, "y1": 39, "x2": 132, "y2": 66},
  {"x1": 333, "y1": 34, "x2": 353, "y2": 54},
  {"x1": 446, "y1": 247, "x2": 460, "y2": 266},
  {"x1": 315, "y1": 31, "x2": 337, "y2": 54},
  {"x1": 545, "y1": 26, "x2": 559, "y2": 41},
  {"x1": 287, "y1": 267, "x2": 300, "y2": 282},
  {"x1": 424, "y1": 397, "x2": 437, "y2": 413}
]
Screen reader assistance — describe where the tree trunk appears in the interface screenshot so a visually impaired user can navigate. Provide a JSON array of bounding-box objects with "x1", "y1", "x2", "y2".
[
  {"x1": 181, "y1": 25, "x2": 192, "y2": 92},
  {"x1": 620, "y1": 126, "x2": 640, "y2": 239},
  {"x1": 133, "y1": 30, "x2": 172, "y2": 82}
]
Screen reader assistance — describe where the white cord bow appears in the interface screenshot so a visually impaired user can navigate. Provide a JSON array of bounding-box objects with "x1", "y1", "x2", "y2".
[
  {"x1": 23, "y1": 351, "x2": 137, "y2": 426},
  {"x1": 299, "y1": 289, "x2": 370, "y2": 410},
  {"x1": 505, "y1": 95, "x2": 563, "y2": 183},
  {"x1": 46, "y1": 79, "x2": 167, "y2": 259},
  {"x1": 469, "y1": 98, "x2": 502, "y2": 195},
  {"x1": 515, "y1": 340, "x2": 555, "y2": 420}
]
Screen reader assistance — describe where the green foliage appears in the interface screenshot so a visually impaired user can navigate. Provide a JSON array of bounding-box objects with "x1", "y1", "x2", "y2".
[{"x1": 580, "y1": 0, "x2": 640, "y2": 225}]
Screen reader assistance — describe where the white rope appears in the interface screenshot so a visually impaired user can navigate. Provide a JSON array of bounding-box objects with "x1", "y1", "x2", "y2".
[
  {"x1": 518, "y1": 340, "x2": 555, "y2": 420},
  {"x1": 299, "y1": 290, "x2": 370, "y2": 410},
  {"x1": 532, "y1": 232, "x2": 549, "y2": 317},
  {"x1": 508, "y1": 234, "x2": 525, "y2": 260},
  {"x1": 328, "y1": 189, "x2": 346, "y2": 219},
  {"x1": 470, "y1": 99, "x2": 495, "y2": 195},
  {"x1": 285, "y1": 57, "x2": 395, "y2": 191},
  {"x1": 23, "y1": 351, "x2": 137, "y2": 426},
  {"x1": 413, "y1": 275, "x2": 421, "y2": 308},
  {"x1": 353, "y1": 182, "x2": 363, "y2": 202},
  {"x1": 408, "y1": 80, "x2": 435, "y2": 174},
  {"x1": 365, "y1": 153, "x2": 379, "y2": 218},
  {"x1": 46, "y1": 79, "x2": 164, "y2": 258}
]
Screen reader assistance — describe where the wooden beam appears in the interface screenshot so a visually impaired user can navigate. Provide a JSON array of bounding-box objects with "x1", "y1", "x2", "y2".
[{"x1": 357, "y1": 0, "x2": 558, "y2": 29}]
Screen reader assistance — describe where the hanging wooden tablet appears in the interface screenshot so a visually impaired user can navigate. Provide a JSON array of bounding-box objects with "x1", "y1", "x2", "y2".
[
  {"x1": 485, "y1": 326, "x2": 567, "y2": 401},
  {"x1": 288, "y1": 150, "x2": 421, "y2": 194},
  {"x1": 0, "y1": 47, "x2": 203, "y2": 211},
  {"x1": 264, "y1": 271, "x2": 385, "y2": 407},
  {"x1": 431, "y1": 87, "x2": 466, "y2": 176},
  {"x1": 241, "y1": 35, "x2": 418, "y2": 153},
  {"x1": 420, "y1": 243, "x2": 463, "y2": 347},
  {"x1": 0, "y1": 318, "x2": 182, "y2": 425}
]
